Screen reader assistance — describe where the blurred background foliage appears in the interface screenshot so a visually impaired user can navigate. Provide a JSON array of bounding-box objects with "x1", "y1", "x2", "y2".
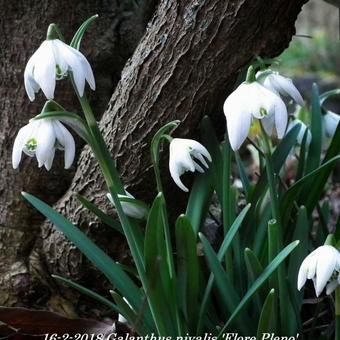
[{"x1": 278, "y1": 0, "x2": 340, "y2": 82}]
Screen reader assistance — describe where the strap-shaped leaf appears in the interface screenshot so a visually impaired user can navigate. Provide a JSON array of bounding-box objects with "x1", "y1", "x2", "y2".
[
  {"x1": 218, "y1": 240, "x2": 300, "y2": 336},
  {"x1": 52, "y1": 275, "x2": 121, "y2": 314},
  {"x1": 305, "y1": 83, "x2": 322, "y2": 173},
  {"x1": 22, "y1": 192, "x2": 147, "y2": 320},
  {"x1": 196, "y1": 204, "x2": 251, "y2": 333},
  {"x1": 256, "y1": 289, "x2": 277, "y2": 339},
  {"x1": 76, "y1": 194, "x2": 123, "y2": 234},
  {"x1": 175, "y1": 215, "x2": 199, "y2": 332}
]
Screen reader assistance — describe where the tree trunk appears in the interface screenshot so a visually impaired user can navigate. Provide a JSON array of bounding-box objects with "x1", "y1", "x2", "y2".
[{"x1": 0, "y1": 0, "x2": 308, "y2": 315}]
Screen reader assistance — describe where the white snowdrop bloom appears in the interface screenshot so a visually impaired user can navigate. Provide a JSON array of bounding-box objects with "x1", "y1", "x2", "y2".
[
  {"x1": 107, "y1": 191, "x2": 148, "y2": 219},
  {"x1": 257, "y1": 70, "x2": 304, "y2": 107},
  {"x1": 24, "y1": 39, "x2": 95, "y2": 101},
  {"x1": 12, "y1": 119, "x2": 75, "y2": 170},
  {"x1": 286, "y1": 119, "x2": 311, "y2": 147},
  {"x1": 169, "y1": 138, "x2": 212, "y2": 192},
  {"x1": 297, "y1": 245, "x2": 340, "y2": 297},
  {"x1": 223, "y1": 81, "x2": 288, "y2": 151},
  {"x1": 323, "y1": 110, "x2": 340, "y2": 139}
]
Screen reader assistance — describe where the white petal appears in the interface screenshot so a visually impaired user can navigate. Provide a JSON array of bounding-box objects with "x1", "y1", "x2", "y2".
[
  {"x1": 44, "y1": 147, "x2": 55, "y2": 170},
  {"x1": 35, "y1": 120, "x2": 56, "y2": 167},
  {"x1": 315, "y1": 251, "x2": 337, "y2": 296},
  {"x1": 192, "y1": 160, "x2": 204, "y2": 173},
  {"x1": 272, "y1": 74, "x2": 304, "y2": 106},
  {"x1": 194, "y1": 151, "x2": 209, "y2": 168},
  {"x1": 12, "y1": 124, "x2": 33, "y2": 169},
  {"x1": 261, "y1": 114, "x2": 275, "y2": 136},
  {"x1": 324, "y1": 111, "x2": 340, "y2": 138},
  {"x1": 297, "y1": 263, "x2": 308, "y2": 291},
  {"x1": 169, "y1": 160, "x2": 189, "y2": 192},
  {"x1": 273, "y1": 97, "x2": 288, "y2": 138},
  {"x1": 54, "y1": 40, "x2": 94, "y2": 96},
  {"x1": 33, "y1": 41, "x2": 56, "y2": 99},
  {"x1": 223, "y1": 86, "x2": 252, "y2": 151},
  {"x1": 24, "y1": 52, "x2": 40, "y2": 101},
  {"x1": 53, "y1": 121, "x2": 75, "y2": 169},
  {"x1": 185, "y1": 139, "x2": 212, "y2": 162}
]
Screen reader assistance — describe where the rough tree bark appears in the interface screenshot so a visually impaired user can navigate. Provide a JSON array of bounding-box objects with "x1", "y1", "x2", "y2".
[{"x1": 0, "y1": 0, "x2": 308, "y2": 315}]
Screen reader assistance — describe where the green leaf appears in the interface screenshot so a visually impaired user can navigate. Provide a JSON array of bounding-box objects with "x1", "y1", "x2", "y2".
[
  {"x1": 295, "y1": 128, "x2": 309, "y2": 180},
  {"x1": 218, "y1": 240, "x2": 300, "y2": 336},
  {"x1": 52, "y1": 274, "x2": 121, "y2": 313},
  {"x1": 185, "y1": 170, "x2": 213, "y2": 234},
  {"x1": 70, "y1": 15, "x2": 99, "y2": 50},
  {"x1": 175, "y1": 215, "x2": 199, "y2": 332},
  {"x1": 244, "y1": 248, "x2": 265, "y2": 311},
  {"x1": 256, "y1": 289, "x2": 277, "y2": 339},
  {"x1": 287, "y1": 206, "x2": 309, "y2": 311},
  {"x1": 144, "y1": 193, "x2": 177, "y2": 335},
  {"x1": 196, "y1": 204, "x2": 251, "y2": 333},
  {"x1": 305, "y1": 83, "x2": 322, "y2": 173},
  {"x1": 22, "y1": 192, "x2": 146, "y2": 319},
  {"x1": 76, "y1": 194, "x2": 123, "y2": 234},
  {"x1": 280, "y1": 156, "x2": 340, "y2": 220},
  {"x1": 218, "y1": 204, "x2": 251, "y2": 260},
  {"x1": 110, "y1": 291, "x2": 149, "y2": 335},
  {"x1": 200, "y1": 116, "x2": 223, "y2": 203},
  {"x1": 199, "y1": 233, "x2": 253, "y2": 334}
]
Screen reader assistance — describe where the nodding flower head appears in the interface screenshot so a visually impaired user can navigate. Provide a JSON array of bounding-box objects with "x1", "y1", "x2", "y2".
[
  {"x1": 223, "y1": 81, "x2": 288, "y2": 150},
  {"x1": 24, "y1": 39, "x2": 95, "y2": 101},
  {"x1": 297, "y1": 245, "x2": 340, "y2": 297},
  {"x1": 169, "y1": 138, "x2": 212, "y2": 192},
  {"x1": 12, "y1": 118, "x2": 75, "y2": 170}
]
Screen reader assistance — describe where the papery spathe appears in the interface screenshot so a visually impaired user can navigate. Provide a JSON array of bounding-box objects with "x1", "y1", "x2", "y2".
[
  {"x1": 12, "y1": 118, "x2": 75, "y2": 170},
  {"x1": 169, "y1": 138, "x2": 212, "y2": 192},
  {"x1": 24, "y1": 39, "x2": 95, "y2": 101}
]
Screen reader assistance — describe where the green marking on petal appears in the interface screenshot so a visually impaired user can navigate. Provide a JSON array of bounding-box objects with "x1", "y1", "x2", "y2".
[
  {"x1": 26, "y1": 138, "x2": 37, "y2": 152},
  {"x1": 260, "y1": 107, "x2": 268, "y2": 117}
]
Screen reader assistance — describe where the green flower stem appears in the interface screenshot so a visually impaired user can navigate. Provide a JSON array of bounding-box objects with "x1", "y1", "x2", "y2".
[
  {"x1": 222, "y1": 140, "x2": 234, "y2": 282},
  {"x1": 336, "y1": 287, "x2": 340, "y2": 340},
  {"x1": 260, "y1": 124, "x2": 280, "y2": 222},
  {"x1": 260, "y1": 123, "x2": 291, "y2": 333}
]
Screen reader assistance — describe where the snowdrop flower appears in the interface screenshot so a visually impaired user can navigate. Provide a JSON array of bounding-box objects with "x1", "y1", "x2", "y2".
[
  {"x1": 297, "y1": 245, "x2": 340, "y2": 297},
  {"x1": 107, "y1": 191, "x2": 148, "y2": 219},
  {"x1": 24, "y1": 39, "x2": 95, "y2": 101},
  {"x1": 12, "y1": 118, "x2": 75, "y2": 170},
  {"x1": 223, "y1": 80, "x2": 288, "y2": 151},
  {"x1": 286, "y1": 119, "x2": 311, "y2": 147},
  {"x1": 323, "y1": 110, "x2": 340, "y2": 139},
  {"x1": 169, "y1": 138, "x2": 212, "y2": 192},
  {"x1": 257, "y1": 70, "x2": 304, "y2": 107}
]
